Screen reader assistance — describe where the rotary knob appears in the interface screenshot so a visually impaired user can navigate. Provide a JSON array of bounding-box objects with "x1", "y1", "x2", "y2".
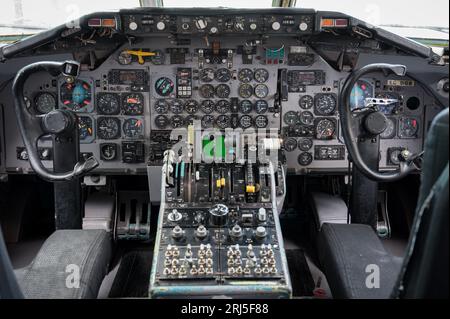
[
  {"x1": 168, "y1": 209, "x2": 182, "y2": 222},
  {"x1": 171, "y1": 225, "x2": 184, "y2": 239},
  {"x1": 230, "y1": 224, "x2": 243, "y2": 239},
  {"x1": 299, "y1": 22, "x2": 308, "y2": 31},
  {"x1": 195, "y1": 225, "x2": 208, "y2": 239},
  {"x1": 258, "y1": 208, "x2": 267, "y2": 222},
  {"x1": 209, "y1": 204, "x2": 229, "y2": 226},
  {"x1": 249, "y1": 23, "x2": 257, "y2": 31},
  {"x1": 129, "y1": 21, "x2": 138, "y2": 31},
  {"x1": 255, "y1": 226, "x2": 267, "y2": 239},
  {"x1": 156, "y1": 21, "x2": 166, "y2": 31},
  {"x1": 195, "y1": 18, "x2": 208, "y2": 30},
  {"x1": 271, "y1": 21, "x2": 281, "y2": 31}
]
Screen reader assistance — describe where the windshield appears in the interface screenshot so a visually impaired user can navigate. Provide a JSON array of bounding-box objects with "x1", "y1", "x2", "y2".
[{"x1": 0, "y1": 0, "x2": 448, "y2": 36}]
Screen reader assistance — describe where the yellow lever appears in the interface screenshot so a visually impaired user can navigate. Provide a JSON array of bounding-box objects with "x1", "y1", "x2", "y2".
[{"x1": 125, "y1": 49, "x2": 156, "y2": 64}]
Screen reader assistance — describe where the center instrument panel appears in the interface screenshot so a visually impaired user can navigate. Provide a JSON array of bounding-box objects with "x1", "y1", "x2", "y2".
[{"x1": 4, "y1": 8, "x2": 444, "y2": 175}]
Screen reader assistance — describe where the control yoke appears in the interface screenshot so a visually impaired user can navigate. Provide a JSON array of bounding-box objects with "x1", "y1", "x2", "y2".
[{"x1": 12, "y1": 61, "x2": 99, "y2": 181}]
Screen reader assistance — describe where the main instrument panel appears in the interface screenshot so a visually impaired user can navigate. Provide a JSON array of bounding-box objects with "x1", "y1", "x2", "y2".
[{"x1": 2, "y1": 8, "x2": 445, "y2": 176}]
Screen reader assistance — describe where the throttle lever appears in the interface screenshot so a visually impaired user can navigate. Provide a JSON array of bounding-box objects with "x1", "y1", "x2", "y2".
[{"x1": 73, "y1": 156, "x2": 100, "y2": 177}]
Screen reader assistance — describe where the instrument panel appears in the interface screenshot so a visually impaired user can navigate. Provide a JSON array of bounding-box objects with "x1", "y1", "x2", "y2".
[{"x1": 3, "y1": 10, "x2": 443, "y2": 175}]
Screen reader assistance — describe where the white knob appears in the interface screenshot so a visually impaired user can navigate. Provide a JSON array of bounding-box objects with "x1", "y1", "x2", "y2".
[
  {"x1": 210, "y1": 27, "x2": 218, "y2": 34},
  {"x1": 271, "y1": 21, "x2": 281, "y2": 31},
  {"x1": 156, "y1": 21, "x2": 166, "y2": 31},
  {"x1": 129, "y1": 21, "x2": 138, "y2": 31},
  {"x1": 250, "y1": 23, "x2": 257, "y2": 31},
  {"x1": 299, "y1": 22, "x2": 308, "y2": 31},
  {"x1": 258, "y1": 208, "x2": 267, "y2": 222}
]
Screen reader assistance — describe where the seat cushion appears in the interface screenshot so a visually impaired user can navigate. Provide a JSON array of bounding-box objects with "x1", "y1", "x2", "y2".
[
  {"x1": 318, "y1": 223, "x2": 402, "y2": 299},
  {"x1": 15, "y1": 230, "x2": 112, "y2": 299}
]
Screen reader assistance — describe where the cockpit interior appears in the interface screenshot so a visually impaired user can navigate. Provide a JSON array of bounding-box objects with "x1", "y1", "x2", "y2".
[{"x1": 0, "y1": 1, "x2": 448, "y2": 301}]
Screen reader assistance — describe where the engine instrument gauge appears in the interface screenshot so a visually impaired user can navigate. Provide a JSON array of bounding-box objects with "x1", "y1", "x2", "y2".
[
  {"x1": 298, "y1": 138, "x2": 313, "y2": 151},
  {"x1": 60, "y1": 79, "x2": 93, "y2": 112},
  {"x1": 239, "y1": 84, "x2": 253, "y2": 98},
  {"x1": 315, "y1": 118, "x2": 336, "y2": 140},
  {"x1": 154, "y1": 99, "x2": 169, "y2": 114},
  {"x1": 255, "y1": 100, "x2": 269, "y2": 114},
  {"x1": 97, "y1": 117, "x2": 121, "y2": 140},
  {"x1": 239, "y1": 115, "x2": 253, "y2": 129},
  {"x1": 35, "y1": 92, "x2": 56, "y2": 114},
  {"x1": 185, "y1": 100, "x2": 199, "y2": 114},
  {"x1": 201, "y1": 115, "x2": 215, "y2": 128},
  {"x1": 238, "y1": 69, "x2": 254, "y2": 83},
  {"x1": 216, "y1": 115, "x2": 231, "y2": 129},
  {"x1": 122, "y1": 93, "x2": 144, "y2": 115},
  {"x1": 380, "y1": 117, "x2": 397, "y2": 139},
  {"x1": 298, "y1": 152, "x2": 313, "y2": 166},
  {"x1": 155, "y1": 77, "x2": 174, "y2": 96},
  {"x1": 215, "y1": 100, "x2": 231, "y2": 114},
  {"x1": 170, "y1": 115, "x2": 185, "y2": 128},
  {"x1": 201, "y1": 100, "x2": 215, "y2": 114},
  {"x1": 215, "y1": 68, "x2": 232, "y2": 82},
  {"x1": 375, "y1": 92, "x2": 400, "y2": 114},
  {"x1": 199, "y1": 84, "x2": 215, "y2": 98},
  {"x1": 398, "y1": 117, "x2": 419, "y2": 139},
  {"x1": 169, "y1": 99, "x2": 184, "y2": 114},
  {"x1": 215, "y1": 84, "x2": 231, "y2": 98},
  {"x1": 100, "y1": 143, "x2": 117, "y2": 161},
  {"x1": 314, "y1": 94, "x2": 337, "y2": 116},
  {"x1": 350, "y1": 80, "x2": 374, "y2": 110},
  {"x1": 283, "y1": 137, "x2": 298, "y2": 152},
  {"x1": 254, "y1": 68, "x2": 269, "y2": 83},
  {"x1": 239, "y1": 100, "x2": 253, "y2": 114},
  {"x1": 299, "y1": 95, "x2": 314, "y2": 109},
  {"x1": 78, "y1": 116, "x2": 94, "y2": 143},
  {"x1": 200, "y1": 68, "x2": 215, "y2": 82},
  {"x1": 283, "y1": 111, "x2": 299, "y2": 126},
  {"x1": 123, "y1": 118, "x2": 144, "y2": 138},
  {"x1": 254, "y1": 115, "x2": 268, "y2": 128},
  {"x1": 154, "y1": 115, "x2": 170, "y2": 129},
  {"x1": 97, "y1": 93, "x2": 120, "y2": 115},
  {"x1": 254, "y1": 84, "x2": 269, "y2": 98},
  {"x1": 185, "y1": 115, "x2": 199, "y2": 126},
  {"x1": 299, "y1": 111, "x2": 314, "y2": 125}
]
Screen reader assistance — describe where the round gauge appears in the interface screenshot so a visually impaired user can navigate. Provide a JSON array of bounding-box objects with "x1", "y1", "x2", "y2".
[
  {"x1": 299, "y1": 111, "x2": 314, "y2": 125},
  {"x1": 100, "y1": 144, "x2": 117, "y2": 161},
  {"x1": 298, "y1": 152, "x2": 313, "y2": 166},
  {"x1": 283, "y1": 111, "x2": 299, "y2": 126},
  {"x1": 216, "y1": 115, "x2": 231, "y2": 129},
  {"x1": 298, "y1": 138, "x2": 313, "y2": 151},
  {"x1": 380, "y1": 117, "x2": 396, "y2": 139},
  {"x1": 314, "y1": 94, "x2": 337, "y2": 116},
  {"x1": 215, "y1": 68, "x2": 232, "y2": 82},
  {"x1": 200, "y1": 68, "x2": 215, "y2": 83},
  {"x1": 239, "y1": 115, "x2": 253, "y2": 129},
  {"x1": 254, "y1": 115, "x2": 268, "y2": 128},
  {"x1": 97, "y1": 117, "x2": 121, "y2": 140},
  {"x1": 170, "y1": 115, "x2": 185, "y2": 128},
  {"x1": 169, "y1": 99, "x2": 184, "y2": 114},
  {"x1": 35, "y1": 92, "x2": 56, "y2": 114},
  {"x1": 60, "y1": 80, "x2": 92, "y2": 112},
  {"x1": 154, "y1": 115, "x2": 170, "y2": 129},
  {"x1": 118, "y1": 51, "x2": 133, "y2": 65},
  {"x1": 350, "y1": 80, "x2": 374, "y2": 110},
  {"x1": 201, "y1": 100, "x2": 215, "y2": 114},
  {"x1": 315, "y1": 118, "x2": 336, "y2": 140},
  {"x1": 154, "y1": 99, "x2": 169, "y2": 114},
  {"x1": 283, "y1": 137, "x2": 298, "y2": 152},
  {"x1": 238, "y1": 69, "x2": 254, "y2": 83},
  {"x1": 398, "y1": 117, "x2": 419, "y2": 138},
  {"x1": 201, "y1": 115, "x2": 215, "y2": 128},
  {"x1": 97, "y1": 93, "x2": 120, "y2": 115},
  {"x1": 155, "y1": 77, "x2": 174, "y2": 97},
  {"x1": 255, "y1": 100, "x2": 269, "y2": 114},
  {"x1": 123, "y1": 118, "x2": 143, "y2": 138},
  {"x1": 199, "y1": 84, "x2": 215, "y2": 98},
  {"x1": 239, "y1": 100, "x2": 253, "y2": 114},
  {"x1": 215, "y1": 84, "x2": 231, "y2": 98},
  {"x1": 185, "y1": 100, "x2": 199, "y2": 114},
  {"x1": 215, "y1": 100, "x2": 231, "y2": 114},
  {"x1": 239, "y1": 84, "x2": 253, "y2": 98},
  {"x1": 254, "y1": 84, "x2": 269, "y2": 98},
  {"x1": 299, "y1": 95, "x2": 314, "y2": 110},
  {"x1": 375, "y1": 92, "x2": 400, "y2": 114},
  {"x1": 254, "y1": 68, "x2": 269, "y2": 83},
  {"x1": 185, "y1": 115, "x2": 199, "y2": 126},
  {"x1": 122, "y1": 93, "x2": 144, "y2": 115},
  {"x1": 78, "y1": 116, "x2": 94, "y2": 142}
]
